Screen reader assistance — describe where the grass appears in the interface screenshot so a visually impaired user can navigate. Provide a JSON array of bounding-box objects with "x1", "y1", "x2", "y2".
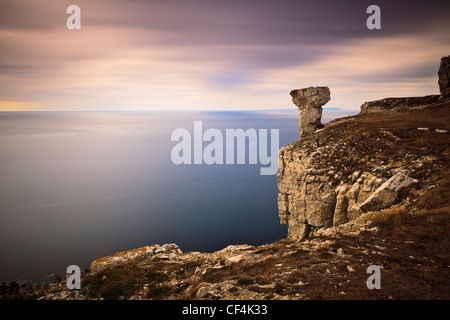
[
  {"x1": 82, "y1": 263, "x2": 147, "y2": 300},
  {"x1": 417, "y1": 175, "x2": 450, "y2": 210},
  {"x1": 371, "y1": 173, "x2": 450, "y2": 248}
]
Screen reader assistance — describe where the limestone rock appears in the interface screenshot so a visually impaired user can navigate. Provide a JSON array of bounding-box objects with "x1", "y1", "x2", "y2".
[
  {"x1": 196, "y1": 280, "x2": 237, "y2": 299},
  {"x1": 278, "y1": 165, "x2": 419, "y2": 240},
  {"x1": 438, "y1": 55, "x2": 450, "y2": 98},
  {"x1": 333, "y1": 185, "x2": 349, "y2": 227},
  {"x1": 90, "y1": 243, "x2": 182, "y2": 274},
  {"x1": 290, "y1": 86, "x2": 330, "y2": 136},
  {"x1": 290, "y1": 87, "x2": 331, "y2": 110},
  {"x1": 360, "y1": 95, "x2": 440, "y2": 114},
  {"x1": 359, "y1": 173, "x2": 418, "y2": 213},
  {"x1": 213, "y1": 244, "x2": 253, "y2": 259},
  {"x1": 225, "y1": 254, "x2": 246, "y2": 266},
  {"x1": 298, "y1": 107, "x2": 323, "y2": 137}
]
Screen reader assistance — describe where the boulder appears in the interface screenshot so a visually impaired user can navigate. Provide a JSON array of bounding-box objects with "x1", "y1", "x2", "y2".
[{"x1": 359, "y1": 173, "x2": 418, "y2": 213}]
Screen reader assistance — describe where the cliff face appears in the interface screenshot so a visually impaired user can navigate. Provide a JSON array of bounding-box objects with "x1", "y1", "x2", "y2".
[
  {"x1": 277, "y1": 144, "x2": 387, "y2": 240},
  {"x1": 278, "y1": 94, "x2": 450, "y2": 241}
]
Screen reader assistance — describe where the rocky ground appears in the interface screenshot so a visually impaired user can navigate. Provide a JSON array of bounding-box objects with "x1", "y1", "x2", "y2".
[{"x1": 1, "y1": 98, "x2": 449, "y2": 301}]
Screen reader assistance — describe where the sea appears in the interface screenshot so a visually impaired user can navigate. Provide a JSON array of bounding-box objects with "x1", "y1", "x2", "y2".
[{"x1": 0, "y1": 109, "x2": 357, "y2": 283}]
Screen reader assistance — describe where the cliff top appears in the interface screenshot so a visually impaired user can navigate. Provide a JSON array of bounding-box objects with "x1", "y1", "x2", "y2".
[{"x1": 281, "y1": 98, "x2": 450, "y2": 186}]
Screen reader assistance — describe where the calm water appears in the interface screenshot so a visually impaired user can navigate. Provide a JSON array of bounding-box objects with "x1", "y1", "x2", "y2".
[{"x1": 0, "y1": 109, "x2": 355, "y2": 282}]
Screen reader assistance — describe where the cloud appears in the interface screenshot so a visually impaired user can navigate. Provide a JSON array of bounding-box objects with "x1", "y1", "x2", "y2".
[{"x1": 0, "y1": 0, "x2": 449, "y2": 111}]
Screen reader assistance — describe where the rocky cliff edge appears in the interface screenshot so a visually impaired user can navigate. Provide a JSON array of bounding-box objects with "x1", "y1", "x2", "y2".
[{"x1": 278, "y1": 56, "x2": 450, "y2": 241}]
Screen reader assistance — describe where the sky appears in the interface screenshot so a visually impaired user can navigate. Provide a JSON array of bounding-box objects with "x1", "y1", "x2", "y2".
[{"x1": 0, "y1": 0, "x2": 449, "y2": 111}]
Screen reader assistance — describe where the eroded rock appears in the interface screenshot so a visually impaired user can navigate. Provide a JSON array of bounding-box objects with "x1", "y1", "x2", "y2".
[
  {"x1": 438, "y1": 55, "x2": 450, "y2": 98},
  {"x1": 90, "y1": 243, "x2": 182, "y2": 274},
  {"x1": 290, "y1": 86, "x2": 330, "y2": 136},
  {"x1": 359, "y1": 173, "x2": 418, "y2": 213}
]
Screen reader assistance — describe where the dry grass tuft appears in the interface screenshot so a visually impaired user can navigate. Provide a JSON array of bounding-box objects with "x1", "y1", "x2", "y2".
[
  {"x1": 371, "y1": 207, "x2": 411, "y2": 227},
  {"x1": 417, "y1": 175, "x2": 450, "y2": 210}
]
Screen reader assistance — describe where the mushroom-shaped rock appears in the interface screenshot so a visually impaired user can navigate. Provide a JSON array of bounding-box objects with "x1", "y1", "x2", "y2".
[{"x1": 290, "y1": 86, "x2": 330, "y2": 137}]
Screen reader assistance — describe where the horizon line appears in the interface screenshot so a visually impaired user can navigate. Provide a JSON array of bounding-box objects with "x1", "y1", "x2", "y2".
[{"x1": 0, "y1": 107, "x2": 352, "y2": 113}]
